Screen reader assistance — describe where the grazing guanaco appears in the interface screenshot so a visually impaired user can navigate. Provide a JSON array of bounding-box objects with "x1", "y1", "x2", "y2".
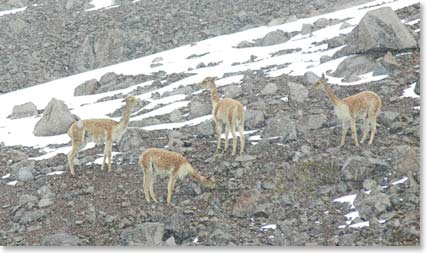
[
  {"x1": 199, "y1": 77, "x2": 245, "y2": 155},
  {"x1": 67, "y1": 96, "x2": 139, "y2": 176},
  {"x1": 314, "y1": 74, "x2": 382, "y2": 146},
  {"x1": 139, "y1": 148, "x2": 215, "y2": 204}
]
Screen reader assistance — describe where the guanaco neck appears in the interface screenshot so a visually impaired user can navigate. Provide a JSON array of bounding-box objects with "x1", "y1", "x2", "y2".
[
  {"x1": 208, "y1": 82, "x2": 220, "y2": 109},
  {"x1": 117, "y1": 103, "x2": 132, "y2": 131},
  {"x1": 322, "y1": 82, "x2": 342, "y2": 107}
]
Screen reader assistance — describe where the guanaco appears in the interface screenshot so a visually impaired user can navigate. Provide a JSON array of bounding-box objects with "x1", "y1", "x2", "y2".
[
  {"x1": 67, "y1": 96, "x2": 139, "y2": 176},
  {"x1": 139, "y1": 148, "x2": 215, "y2": 204},
  {"x1": 314, "y1": 74, "x2": 382, "y2": 146},
  {"x1": 199, "y1": 77, "x2": 245, "y2": 155}
]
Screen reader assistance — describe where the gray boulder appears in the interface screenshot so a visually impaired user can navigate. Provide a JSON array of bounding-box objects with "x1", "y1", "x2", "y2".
[
  {"x1": 223, "y1": 85, "x2": 243, "y2": 98},
  {"x1": 33, "y1": 98, "x2": 77, "y2": 136},
  {"x1": 287, "y1": 82, "x2": 308, "y2": 104},
  {"x1": 303, "y1": 71, "x2": 320, "y2": 86},
  {"x1": 261, "y1": 82, "x2": 278, "y2": 95},
  {"x1": 301, "y1": 23, "x2": 314, "y2": 35},
  {"x1": 10, "y1": 102, "x2": 38, "y2": 119},
  {"x1": 245, "y1": 109, "x2": 265, "y2": 129},
  {"x1": 235, "y1": 40, "x2": 255, "y2": 48},
  {"x1": 268, "y1": 17, "x2": 286, "y2": 27},
  {"x1": 195, "y1": 120, "x2": 214, "y2": 137},
  {"x1": 331, "y1": 55, "x2": 388, "y2": 80},
  {"x1": 414, "y1": 80, "x2": 420, "y2": 95},
  {"x1": 41, "y1": 233, "x2": 81, "y2": 246},
  {"x1": 11, "y1": 160, "x2": 35, "y2": 182},
  {"x1": 341, "y1": 156, "x2": 389, "y2": 182},
  {"x1": 299, "y1": 114, "x2": 327, "y2": 131},
  {"x1": 354, "y1": 190, "x2": 391, "y2": 220},
  {"x1": 314, "y1": 18, "x2": 329, "y2": 29},
  {"x1": 379, "y1": 111, "x2": 400, "y2": 128},
  {"x1": 189, "y1": 99, "x2": 211, "y2": 118},
  {"x1": 263, "y1": 113, "x2": 297, "y2": 141},
  {"x1": 339, "y1": 7, "x2": 417, "y2": 55},
  {"x1": 74, "y1": 79, "x2": 100, "y2": 96},
  {"x1": 257, "y1": 30, "x2": 290, "y2": 46},
  {"x1": 118, "y1": 127, "x2": 150, "y2": 153},
  {"x1": 120, "y1": 222, "x2": 165, "y2": 246}
]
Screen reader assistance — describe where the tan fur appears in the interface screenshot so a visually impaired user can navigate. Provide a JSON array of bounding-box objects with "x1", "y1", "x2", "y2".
[
  {"x1": 67, "y1": 96, "x2": 139, "y2": 176},
  {"x1": 314, "y1": 74, "x2": 382, "y2": 146},
  {"x1": 199, "y1": 77, "x2": 245, "y2": 155},
  {"x1": 138, "y1": 148, "x2": 215, "y2": 204}
]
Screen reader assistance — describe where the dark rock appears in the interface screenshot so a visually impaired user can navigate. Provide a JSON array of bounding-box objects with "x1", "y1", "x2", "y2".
[
  {"x1": 10, "y1": 102, "x2": 38, "y2": 119},
  {"x1": 331, "y1": 55, "x2": 388, "y2": 80},
  {"x1": 245, "y1": 109, "x2": 265, "y2": 129},
  {"x1": 303, "y1": 71, "x2": 320, "y2": 86},
  {"x1": 119, "y1": 222, "x2": 165, "y2": 246},
  {"x1": 189, "y1": 100, "x2": 211, "y2": 118},
  {"x1": 337, "y1": 7, "x2": 417, "y2": 55},
  {"x1": 301, "y1": 23, "x2": 314, "y2": 35},
  {"x1": 257, "y1": 30, "x2": 290, "y2": 46},
  {"x1": 223, "y1": 85, "x2": 243, "y2": 98},
  {"x1": 260, "y1": 83, "x2": 278, "y2": 95},
  {"x1": 354, "y1": 190, "x2": 391, "y2": 220},
  {"x1": 287, "y1": 82, "x2": 308, "y2": 103},
  {"x1": 117, "y1": 127, "x2": 150, "y2": 153},
  {"x1": 74, "y1": 79, "x2": 100, "y2": 96},
  {"x1": 263, "y1": 113, "x2": 297, "y2": 141}
]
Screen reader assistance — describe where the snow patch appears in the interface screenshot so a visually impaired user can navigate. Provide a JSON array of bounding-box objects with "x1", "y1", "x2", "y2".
[
  {"x1": 391, "y1": 176, "x2": 408, "y2": 185},
  {"x1": 333, "y1": 194, "x2": 357, "y2": 209},
  {"x1": 400, "y1": 82, "x2": 420, "y2": 99},
  {"x1": 0, "y1": 7, "x2": 27, "y2": 17},
  {"x1": 86, "y1": 0, "x2": 116, "y2": 11},
  {"x1": 7, "y1": 181, "x2": 18, "y2": 186},
  {"x1": 1, "y1": 173, "x2": 11, "y2": 179}
]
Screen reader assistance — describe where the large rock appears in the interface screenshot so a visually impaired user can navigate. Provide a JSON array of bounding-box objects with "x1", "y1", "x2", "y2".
[
  {"x1": 263, "y1": 113, "x2": 297, "y2": 141},
  {"x1": 260, "y1": 83, "x2": 278, "y2": 95},
  {"x1": 331, "y1": 55, "x2": 388, "y2": 80},
  {"x1": 41, "y1": 233, "x2": 81, "y2": 246},
  {"x1": 341, "y1": 156, "x2": 389, "y2": 182},
  {"x1": 194, "y1": 120, "x2": 214, "y2": 137},
  {"x1": 118, "y1": 128, "x2": 150, "y2": 153},
  {"x1": 11, "y1": 160, "x2": 35, "y2": 182},
  {"x1": 354, "y1": 190, "x2": 391, "y2": 220},
  {"x1": 378, "y1": 111, "x2": 400, "y2": 128},
  {"x1": 232, "y1": 190, "x2": 261, "y2": 217},
  {"x1": 414, "y1": 80, "x2": 420, "y2": 95},
  {"x1": 257, "y1": 30, "x2": 290, "y2": 46},
  {"x1": 119, "y1": 222, "x2": 165, "y2": 246},
  {"x1": 303, "y1": 71, "x2": 320, "y2": 86},
  {"x1": 287, "y1": 82, "x2": 308, "y2": 104},
  {"x1": 338, "y1": 7, "x2": 417, "y2": 55},
  {"x1": 33, "y1": 98, "x2": 77, "y2": 136},
  {"x1": 223, "y1": 85, "x2": 243, "y2": 98},
  {"x1": 299, "y1": 114, "x2": 327, "y2": 131},
  {"x1": 74, "y1": 79, "x2": 100, "y2": 96},
  {"x1": 245, "y1": 109, "x2": 265, "y2": 129},
  {"x1": 10, "y1": 102, "x2": 38, "y2": 119},
  {"x1": 189, "y1": 99, "x2": 211, "y2": 118}
]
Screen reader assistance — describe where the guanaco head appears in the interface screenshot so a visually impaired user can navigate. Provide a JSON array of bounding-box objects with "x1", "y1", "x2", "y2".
[
  {"x1": 123, "y1": 96, "x2": 140, "y2": 107},
  {"x1": 314, "y1": 73, "x2": 328, "y2": 90},
  {"x1": 198, "y1": 76, "x2": 216, "y2": 89}
]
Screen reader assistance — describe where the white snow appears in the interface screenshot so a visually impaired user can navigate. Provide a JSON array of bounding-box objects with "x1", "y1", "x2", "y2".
[
  {"x1": 345, "y1": 211, "x2": 360, "y2": 224},
  {"x1": 405, "y1": 19, "x2": 420, "y2": 25},
  {"x1": 349, "y1": 221, "x2": 369, "y2": 228},
  {"x1": 7, "y1": 181, "x2": 18, "y2": 186},
  {"x1": 400, "y1": 82, "x2": 420, "y2": 99},
  {"x1": 46, "y1": 171, "x2": 66, "y2": 176},
  {"x1": 260, "y1": 224, "x2": 277, "y2": 230},
  {"x1": 0, "y1": 7, "x2": 27, "y2": 17},
  {"x1": 92, "y1": 152, "x2": 121, "y2": 165},
  {"x1": 391, "y1": 176, "x2": 408, "y2": 185},
  {"x1": 333, "y1": 194, "x2": 357, "y2": 209},
  {"x1": 86, "y1": 0, "x2": 116, "y2": 11},
  {"x1": 1, "y1": 173, "x2": 11, "y2": 179}
]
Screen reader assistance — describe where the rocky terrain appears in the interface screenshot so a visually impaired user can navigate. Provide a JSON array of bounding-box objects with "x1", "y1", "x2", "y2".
[
  {"x1": 0, "y1": 0, "x2": 375, "y2": 93},
  {"x1": 0, "y1": 0, "x2": 421, "y2": 247}
]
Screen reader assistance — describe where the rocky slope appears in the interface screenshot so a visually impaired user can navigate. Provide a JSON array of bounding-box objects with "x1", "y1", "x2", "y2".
[
  {"x1": 0, "y1": 0, "x2": 374, "y2": 93},
  {"x1": 0, "y1": 0, "x2": 421, "y2": 247}
]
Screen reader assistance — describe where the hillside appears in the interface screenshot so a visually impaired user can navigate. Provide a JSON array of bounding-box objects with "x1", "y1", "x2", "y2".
[{"x1": 0, "y1": 0, "x2": 421, "y2": 246}]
